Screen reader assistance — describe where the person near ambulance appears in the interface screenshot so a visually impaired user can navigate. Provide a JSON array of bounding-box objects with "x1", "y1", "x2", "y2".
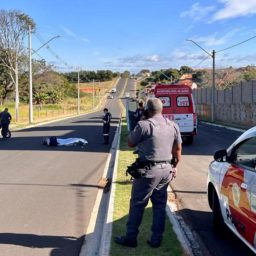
[
  {"x1": 115, "y1": 98, "x2": 182, "y2": 248},
  {"x1": 102, "y1": 108, "x2": 112, "y2": 145},
  {"x1": 134, "y1": 101, "x2": 145, "y2": 124}
]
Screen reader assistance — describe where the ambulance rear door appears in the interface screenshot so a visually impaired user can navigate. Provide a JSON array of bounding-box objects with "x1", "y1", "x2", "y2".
[{"x1": 173, "y1": 95, "x2": 194, "y2": 134}]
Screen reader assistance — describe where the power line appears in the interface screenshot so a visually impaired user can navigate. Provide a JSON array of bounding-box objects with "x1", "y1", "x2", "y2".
[
  {"x1": 217, "y1": 34, "x2": 256, "y2": 53},
  {"x1": 34, "y1": 33, "x2": 95, "y2": 83},
  {"x1": 34, "y1": 33, "x2": 75, "y2": 70},
  {"x1": 193, "y1": 56, "x2": 211, "y2": 68},
  {"x1": 31, "y1": 49, "x2": 44, "y2": 60},
  {"x1": 186, "y1": 39, "x2": 212, "y2": 57}
]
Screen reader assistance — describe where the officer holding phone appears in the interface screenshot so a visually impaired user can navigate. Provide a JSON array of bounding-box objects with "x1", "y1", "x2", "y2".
[{"x1": 115, "y1": 98, "x2": 182, "y2": 248}]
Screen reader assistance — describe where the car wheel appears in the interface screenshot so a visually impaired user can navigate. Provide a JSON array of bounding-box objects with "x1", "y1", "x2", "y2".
[{"x1": 212, "y1": 190, "x2": 224, "y2": 232}]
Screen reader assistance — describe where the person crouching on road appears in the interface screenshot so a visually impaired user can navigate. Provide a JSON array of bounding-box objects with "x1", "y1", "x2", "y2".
[
  {"x1": 102, "y1": 108, "x2": 112, "y2": 145},
  {"x1": 0, "y1": 108, "x2": 12, "y2": 136},
  {"x1": 115, "y1": 98, "x2": 182, "y2": 248}
]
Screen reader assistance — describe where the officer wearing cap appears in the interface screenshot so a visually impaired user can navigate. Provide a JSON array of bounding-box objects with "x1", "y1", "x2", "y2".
[
  {"x1": 102, "y1": 108, "x2": 112, "y2": 145},
  {"x1": 115, "y1": 98, "x2": 182, "y2": 248}
]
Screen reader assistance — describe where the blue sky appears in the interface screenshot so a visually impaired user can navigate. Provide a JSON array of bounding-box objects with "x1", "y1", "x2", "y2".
[{"x1": 1, "y1": 0, "x2": 256, "y2": 72}]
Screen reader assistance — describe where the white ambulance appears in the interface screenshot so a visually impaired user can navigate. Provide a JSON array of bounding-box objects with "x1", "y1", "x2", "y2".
[{"x1": 154, "y1": 83, "x2": 197, "y2": 144}]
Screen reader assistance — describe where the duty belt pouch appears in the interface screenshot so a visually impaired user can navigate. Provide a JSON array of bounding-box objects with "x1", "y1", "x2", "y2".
[{"x1": 126, "y1": 160, "x2": 148, "y2": 179}]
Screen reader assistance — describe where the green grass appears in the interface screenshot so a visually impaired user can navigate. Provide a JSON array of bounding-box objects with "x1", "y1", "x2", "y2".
[{"x1": 110, "y1": 118, "x2": 184, "y2": 256}]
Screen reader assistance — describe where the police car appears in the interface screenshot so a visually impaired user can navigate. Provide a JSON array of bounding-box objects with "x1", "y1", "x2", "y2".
[{"x1": 207, "y1": 126, "x2": 256, "y2": 253}]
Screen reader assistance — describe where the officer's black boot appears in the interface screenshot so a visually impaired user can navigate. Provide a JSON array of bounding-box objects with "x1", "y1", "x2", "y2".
[
  {"x1": 104, "y1": 135, "x2": 109, "y2": 145},
  {"x1": 115, "y1": 236, "x2": 137, "y2": 247},
  {"x1": 147, "y1": 239, "x2": 161, "y2": 248}
]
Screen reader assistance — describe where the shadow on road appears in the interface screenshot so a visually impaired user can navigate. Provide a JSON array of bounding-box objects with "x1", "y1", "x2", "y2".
[
  {"x1": 176, "y1": 208, "x2": 254, "y2": 256},
  {"x1": 0, "y1": 233, "x2": 84, "y2": 256},
  {"x1": 181, "y1": 122, "x2": 242, "y2": 157}
]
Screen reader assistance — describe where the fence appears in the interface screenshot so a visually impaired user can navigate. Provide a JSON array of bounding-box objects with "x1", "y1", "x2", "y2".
[{"x1": 193, "y1": 80, "x2": 256, "y2": 128}]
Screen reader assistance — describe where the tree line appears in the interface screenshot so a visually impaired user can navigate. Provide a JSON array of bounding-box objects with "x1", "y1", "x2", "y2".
[
  {"x1": 139, "y1": 65, "x2": 256, "y2": 90},
  {"x1": 139, "y1": 66, "x2": 193, "y2": 86}
]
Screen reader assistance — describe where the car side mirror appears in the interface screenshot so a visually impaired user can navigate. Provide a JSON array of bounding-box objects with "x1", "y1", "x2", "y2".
[{"x1": 214, "y1": 149, "x2": 227, "y2": 162}]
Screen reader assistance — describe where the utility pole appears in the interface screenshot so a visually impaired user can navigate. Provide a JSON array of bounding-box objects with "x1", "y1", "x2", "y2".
[
  {"x1": 77, "y1": 69, "x2": 80, "y2": 114},
  {"x1": 186, "y1": 39, "x2": 216, "y2": 122},
  {"x1": 15, "y1": 58, "x2": 19, "y2": 122},
  {"x1": 29, "y1": 25, "x2": 33, "y2": 123},
  {"x1": 212, "y1": 50, "x2": 216, "y2": 123},
  {"x1": 187, "y1": 35, "x2": 256, "y2": 123},
  {"x1": 29, "y1": 33, "x2": 60, "y2": 124}
]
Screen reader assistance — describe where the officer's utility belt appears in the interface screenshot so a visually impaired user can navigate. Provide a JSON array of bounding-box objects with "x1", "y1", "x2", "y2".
[{"x1": 126, "y1": 159, "x2": 171, "y2": 179}]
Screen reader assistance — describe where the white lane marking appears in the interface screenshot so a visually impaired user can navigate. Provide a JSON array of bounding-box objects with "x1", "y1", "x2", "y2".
[{"x1": 201, "y1": 121, "x2": 245, "y2": 132}]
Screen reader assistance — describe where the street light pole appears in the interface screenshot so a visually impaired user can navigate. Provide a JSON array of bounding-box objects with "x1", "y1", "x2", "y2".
[
  {"x1": 186, "y1": 39, "x2": 216, "y2": 122},
  {"x1": 33, "y1": 35, "x2": 61, "y2": 53},
  {"x1": 77, "y1": 69, "x2": 80, "y2": 114},
  {"x1": 15, "y1": 58, "x2": 19, "y2": 122},
  {"x1": 29, "y1": 25, "x2": 33, "y2": 123},
  {"x1": 187, "y1": 35, "x2": 256, "y2": 123},
  {"x1": 28, "y1": 33, "x2": 60, "y2": 124}
]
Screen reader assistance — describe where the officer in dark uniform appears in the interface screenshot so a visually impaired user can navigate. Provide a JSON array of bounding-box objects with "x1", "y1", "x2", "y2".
[
  {"x1": 134, "y1": 101, "x2": 145, "y2": 124},
  {"x1": 0, "y1": 108, "x2": 12, "y2": 137},
  {"x1": 115, "y1": 98, "x2": 182, "y2": 248},
  {"x1": 102, "y1": 108, "x2": 112, "y2": 145}
]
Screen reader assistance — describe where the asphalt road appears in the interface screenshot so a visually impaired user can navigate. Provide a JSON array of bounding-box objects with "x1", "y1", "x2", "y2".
[
  {"x1": 171, "y1": 122, "x2": 255, "y2": 256},
  {"x1": 0, "y1": 77, "x2": 128, "y2": 256}
]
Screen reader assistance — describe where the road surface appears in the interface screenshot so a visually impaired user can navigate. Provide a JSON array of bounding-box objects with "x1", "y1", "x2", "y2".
[{"x1": 0, "y1": 77, "x2": 128, "y2": 256}]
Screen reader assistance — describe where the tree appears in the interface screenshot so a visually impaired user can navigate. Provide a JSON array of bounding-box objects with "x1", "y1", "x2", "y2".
[
  {"x1": 180, "y1": 65, "x2": 193, "y2": 74},
  {"x1": 215, "y1": 68, "x2": 242, "y2": 89},
  {"x1": 121, "y1": 71, "x2": 130, "y2": 78},
  {"x1": 192, "y1": 70, "x2": 207, "y2": 86},
  {"x1": 243, "y1": 69, "x2": 256, "y2": 81},
  {"x1": 0, "y1": 9, "x2": 35, "y2": 120},
  {"x1": 165, "y1": 68, "x2": 180, "y2": 81},
  {"x1": 0, "y1": 54, "x2": 14, "y2": 101}
]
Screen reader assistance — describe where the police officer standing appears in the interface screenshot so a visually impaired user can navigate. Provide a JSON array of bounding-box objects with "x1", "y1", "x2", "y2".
[
  {"x1": 115, "y1": 98, "x2": 182, "y2": 248},
  {"x1": 0, "y1": 108, "x2": 12, "y2": 137},
  {"x1": 134, "y1": 101, "x2": 145, "y2": 124},
  {"x1": 102, "y1": 108, "x2": 112, "y2": 145}
]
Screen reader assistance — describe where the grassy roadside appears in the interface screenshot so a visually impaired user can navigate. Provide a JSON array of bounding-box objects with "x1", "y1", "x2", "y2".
[{"x1": 110, "y1": 117, "x2": 184, "y2": 256}]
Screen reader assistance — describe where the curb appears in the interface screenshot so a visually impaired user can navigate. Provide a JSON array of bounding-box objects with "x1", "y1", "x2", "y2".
[
  {"x1": 79, "y1": 119, "x2": 121, "y2": 256},
  {"x1": 79, "y1": 77, "x2": 125, "y2": 256},
  {"x1": 166, "y1": 186, "x2": 193, "y2": 256},
  {"x1": 98, "y1": 119, "x2": 122, "y2": 256},
  {"x1": 98, "y1": 79, "x2": 127, "y2": 255}
]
